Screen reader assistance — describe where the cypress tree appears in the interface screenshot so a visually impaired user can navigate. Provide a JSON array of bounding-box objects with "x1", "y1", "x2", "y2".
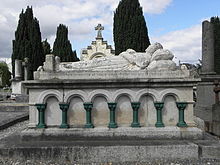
[
  {"x1": 52, "y1": 24, "x2": 79, "y2": 62},
  {"x1": 211, "y1": 17, "x2": 220, "y2": 74},
  {"x1": 11, "y1": 6, "x2": 44, "y2": 80},
  {"x1": 113, "y1": 0, "x2": 150, "y2": 55},
  {"x1": 0, "y1": 62, "x2": 11, "y2": 87},
  {"x1": 42, "y1": 39, "x2": 51, "y2": 56}
]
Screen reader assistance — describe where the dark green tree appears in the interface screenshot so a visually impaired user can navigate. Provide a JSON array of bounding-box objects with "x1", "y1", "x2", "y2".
[
  {"x1": 113, "y1": 0, "x2": 150, "y2": 55},
  {"x1": 52, "y1": 24, "x2": 79, "y2": 62},
  {"x1": 0, "y1": 62, "x2": 11, "y2": 87},
  {"x1": 211, "y1": 17, "x2": 220, "y2": 74},
  {"x1": 11, "y1": 6, "x2": 44, "y2": 80},
  {"x1": 42, "y1": 39, "x2": 51, "y2": 56}
]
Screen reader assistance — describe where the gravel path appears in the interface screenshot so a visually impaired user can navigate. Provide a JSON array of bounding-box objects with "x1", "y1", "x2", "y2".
[{"x1": 0, "y1": 120, "x2": 28, "y2": 140}]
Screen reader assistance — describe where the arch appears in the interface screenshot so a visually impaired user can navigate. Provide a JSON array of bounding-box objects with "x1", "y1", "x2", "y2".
[
  {"x1": 64, "y1": 90, "x2": 87, "y2": 103},
  {"x1": 160, "y1": 89, "x2": 181, "y2": 102},
  {"x1": 89, "y1": 52, "x2": 106, "y2": 60},
  {"x1": 37, "y1": 90, "x2": 62, "y2": 103},
  {"x1": 89, "y1": 89, "x2": 112, "y2": 103},
  {"x1": 136, "y1": 89, "x2": 159, "y2": 102},
  {"x1": 113, "y1": 89, "x2": 135, "y2": 102}
]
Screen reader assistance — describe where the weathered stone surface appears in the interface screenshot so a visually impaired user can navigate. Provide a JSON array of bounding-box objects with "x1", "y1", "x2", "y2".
[
  {"x1": 81, "y1": 24, "x2": 115, "y2": 61},
  {"x1": 38, "y1": 43, "x2": 177, "y2": 73},
  {"x1": 21, "y1": 127, "x2": 203, "y2": 141},
  {"x1": 202, "y1": 21, "x2": 215, "y2": 73},
  {"x1": 14, "y1": 59, "x2": 22, "y2": 80}
]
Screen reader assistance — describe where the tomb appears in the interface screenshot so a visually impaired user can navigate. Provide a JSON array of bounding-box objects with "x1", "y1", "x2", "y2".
[{"x1": 23, "y1": 43, "x2": 202, "y2": 140}]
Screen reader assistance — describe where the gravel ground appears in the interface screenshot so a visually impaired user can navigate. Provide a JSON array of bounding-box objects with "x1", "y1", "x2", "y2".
[
  {"x1": 0, "y1": 120, "x2": 28, "y2": 140},
  {"x1": 0, "y1": 121, "x2": 220, "y2": 165}
]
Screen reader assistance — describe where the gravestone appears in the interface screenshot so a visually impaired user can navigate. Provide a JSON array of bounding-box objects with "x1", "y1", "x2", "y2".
[{"x1": 11, "y1": 59, "x2": 28, "y2": 102}]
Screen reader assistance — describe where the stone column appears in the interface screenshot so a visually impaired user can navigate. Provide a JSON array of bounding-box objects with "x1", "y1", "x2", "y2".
[
  {"x1": 131, "y1": 102, "x2": 141, "y2": 127},
  {"x1": 59, "y1": 103, "x2": 69, "y2": 128},
  {"x1": 22, "y1": 58, "x2": 28, "y2": 81},
  {"x1": 176, "y1": 102, "x2": 188, "y2": 127},
  {"x1": 154, "y1": 102, "x2": 165, "y2": 127},
  {"x1": 15, "y1": 60, "x2": 22, "y2": 80},
  {"x1": 202, "y1": 21, "x2": 215, "y2": 73},
  {"x1": 108, "y1": 103, "x2": 118, "y2": 128},
  {"x1": 35, "y1": 104, "x2": 47, "y2": 128},
  {"x1": 83, "y1": 102, "x2": 94, "y2": 128}
]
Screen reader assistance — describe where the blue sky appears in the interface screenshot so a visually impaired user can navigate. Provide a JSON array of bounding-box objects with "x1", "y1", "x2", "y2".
[{"x1": 0, "y1": 0, "x2": 220, "y2": 64}]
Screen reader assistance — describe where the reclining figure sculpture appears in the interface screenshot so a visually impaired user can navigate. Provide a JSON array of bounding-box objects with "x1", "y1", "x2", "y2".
[{"x1": 58, "y1": 42, "x2": 177, "y2": 71}]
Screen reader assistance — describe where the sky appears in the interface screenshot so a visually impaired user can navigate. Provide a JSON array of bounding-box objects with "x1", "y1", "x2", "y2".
[{"x1": 0, "y1": 0, "x2": 220, "y2": 64}]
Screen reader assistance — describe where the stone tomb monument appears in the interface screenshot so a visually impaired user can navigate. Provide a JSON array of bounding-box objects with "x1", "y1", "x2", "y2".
[
  {"x1": 80, "y1": 24, "x2": 115, "y2": 61},
  {"x1": 23, "y1": 43, "x2": 202, "y2": 140}
]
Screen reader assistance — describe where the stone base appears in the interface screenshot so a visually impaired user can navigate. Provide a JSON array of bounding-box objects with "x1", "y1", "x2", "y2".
[
  {"x1": 21, "y1": 127, "x2": 204, "y2": 142},
  {"x1": 0, "y1": 142, "x2": 199, "y2": 163}
]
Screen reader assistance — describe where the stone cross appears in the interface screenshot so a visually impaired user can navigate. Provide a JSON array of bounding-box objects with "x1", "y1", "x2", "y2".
[{"x1": 95, "y1": 24, "x2": 104, "y2": 39}]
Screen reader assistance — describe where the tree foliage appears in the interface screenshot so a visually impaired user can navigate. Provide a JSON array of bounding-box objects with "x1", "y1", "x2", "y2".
[
  {"x1": 52, "y1": 24, "x2": 79, "y2": 62},
  {"x1": 211, "y1": 16, "x2": 220, "y2": 74},
  {"x1": 42, "y1": 39, "x2": 51, "y2": 56},
  {"x1": 113, "y1": 0, "x2": 151, "y2": 55},
  {"x1": 11, "y1": 6, "x2": 44, "y2": 80},
  {"x1": 0, "y1": 62, "x2": 11, "y2": 87}
]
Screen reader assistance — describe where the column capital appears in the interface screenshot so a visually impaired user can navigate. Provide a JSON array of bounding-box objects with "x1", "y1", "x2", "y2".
[
  {"x1": 176, "y1": 102, "x2": 187, "y2": 110},
  {"x1": 59, "y1": 103, "x2": 69, "y2": 111},
  {"x1": 154, "y1": 102, "x2": 164, "y2": 110},
  {"x1": 35, "y1": 103, "x2": 47, "y2": 110},
  {"x1": 108, "y1": 102, "x2": 117, "y2": 110},
  {"x1": 83, "y1": 102, "x2": 93, "y2": 110},
  {"x1": 131, "y1": 102, "x2": 141, "y2": 110}
]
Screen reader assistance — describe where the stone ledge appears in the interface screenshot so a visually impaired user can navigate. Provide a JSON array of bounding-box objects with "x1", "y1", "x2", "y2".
[
  {"x1": 21, "y1": 127, "x2": 204, "y2": 141},
  {"x1": 0, "y1": 141, "x2": 199, "y2": 163}
]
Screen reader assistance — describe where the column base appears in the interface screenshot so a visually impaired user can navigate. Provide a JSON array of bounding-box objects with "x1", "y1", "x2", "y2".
[
  {"x1": 84, "y1": 123, "x2": 94, "y2": 128},
  {"x1": 131, "y1": 122, "x2": 141, "y2": 128},
  {"x1": 177, "y1": 122, "x2": 188, "y2": 127},
  {"x1": 108, "y1": 122, "x2": 118, "y2": 128},
  {"x1": 60, "y1": 124, "x2": 69, "y2": 129},
  {"x1": 155, "y1": 122, "x2": 164, "y2": 128},
  {"x1": 37, "y1": 124, "x2": 47, "y2": 128}
]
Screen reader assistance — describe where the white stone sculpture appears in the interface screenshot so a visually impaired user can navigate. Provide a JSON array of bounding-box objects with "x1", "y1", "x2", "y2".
[{"x1": 58, "y1": 42, "x2": 176, "y2": 71}]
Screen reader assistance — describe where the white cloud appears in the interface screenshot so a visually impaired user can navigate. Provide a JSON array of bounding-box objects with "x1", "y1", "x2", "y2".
[
  {"x1": 152, "y1": 24, "x2": 202, "y2": 63},
  {"x1": 0, "y1": 0, "x2": 174, "y2": 58},
  {"x1": 140, "y1": 0, "x2": 173, "y2": 14}
]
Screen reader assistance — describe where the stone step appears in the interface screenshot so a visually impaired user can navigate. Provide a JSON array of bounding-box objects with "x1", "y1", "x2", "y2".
[
  {"x1": 0, "y1": 139, "x2": 199, "y2": 163},
  {"x1": 21, "y1": 127, "x2": 204, "y2": 141}
]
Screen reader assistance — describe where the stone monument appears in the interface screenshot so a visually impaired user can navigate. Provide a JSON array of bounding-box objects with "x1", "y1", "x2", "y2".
[
  {"x1": 195, "y1": 20, "x2": 220, "y2": 132},
  {"x1": 22, "y1": 42, "x2": 202, "y2": 141},
  {"x1": 80, "y1": 24, "x2": 115, "y2": 61},
  {"x1": 11, "y1": 59, "x2": 29, "y2": 102}
]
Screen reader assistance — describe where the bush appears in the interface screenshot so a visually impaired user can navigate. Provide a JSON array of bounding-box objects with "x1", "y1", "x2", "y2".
[{"x1": 0, "y1": 62, "x2": 11, "y2": 88}]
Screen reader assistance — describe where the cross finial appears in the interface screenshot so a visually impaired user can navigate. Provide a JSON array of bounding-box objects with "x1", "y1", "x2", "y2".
[{"x1": 95, "y1": 24, "x2": 104, "y2": 39}]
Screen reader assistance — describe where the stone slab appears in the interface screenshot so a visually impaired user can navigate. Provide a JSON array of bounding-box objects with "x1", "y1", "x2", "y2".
[
  {"x1": 34, "y1": 70, "x2": 192, "y2": 80},
  {"x1": 199, "y1": 142, "x2": 220, "y2": 159},
  {"x1": 21, "y1": 127, "x2": 203, "y2": 141}
]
